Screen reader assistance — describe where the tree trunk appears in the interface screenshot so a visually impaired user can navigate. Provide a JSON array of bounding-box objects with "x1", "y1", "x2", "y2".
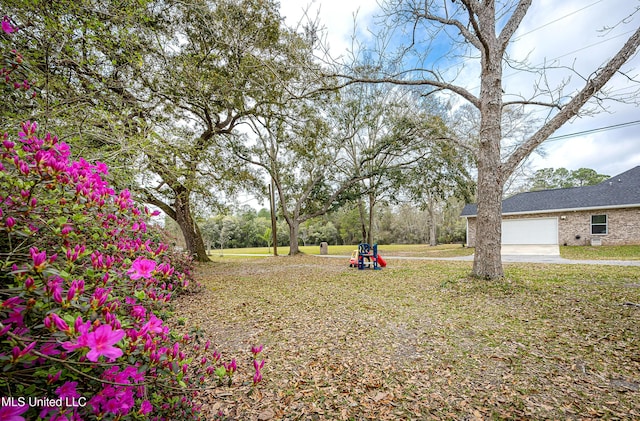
[
  {"x1": 288, "y1": 218, "x2": 301, "y2": 255},
  {"x1": 367, "y1": 193, "x2": 375, "y2": 245},
  {"x1": 174, "y1": 191, "x2": 209, "y2": 262},
  {"x1": 473, "y1": 39, "x2": 505, "y2": 279},
  {"x1": 427, "y1": 199, "x2": 437, "y2": 246},
  {"x1": 473, "y1": 153, "x2": 504, "y2": 279},
  {"x1": 357, "y1": 198, "x2": 368, "y2": 244}
]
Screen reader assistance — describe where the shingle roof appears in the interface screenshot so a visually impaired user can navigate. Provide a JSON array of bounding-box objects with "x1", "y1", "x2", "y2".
[{"x1": 461, "y1": 166, "x2": 640, "y2": 217}]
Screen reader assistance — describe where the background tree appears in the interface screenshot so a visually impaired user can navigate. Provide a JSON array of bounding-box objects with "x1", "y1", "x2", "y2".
[
  {"x1": 239, "y1": 93, "x2": 370, "y2": 255},
  {"x1": 337, "y1": 77, "x2": 402, "y2": 245},
  {"x1": 2, "y1": 0, "x2": 163, "y2": 187},
  {"x1": 569, "y1": 168, "x2": 611, "y2": 187},
  {"x1": 138, "y1": 0, "x2": 299, "y2": 261},
  {"x1": 394, "y1": 98, "x2": 475, "y2": 245},
  {"x1": 339, "y1": 1, "x2": 640, "y2": 279},
  {"x1": 525, "y1": 167, "x2": 610, "y2": 191}
]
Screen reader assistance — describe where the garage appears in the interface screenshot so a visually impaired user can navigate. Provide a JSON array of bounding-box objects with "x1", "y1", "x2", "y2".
[{"x1": 501, "y1": 217, "x2": 559, "y2": 255}]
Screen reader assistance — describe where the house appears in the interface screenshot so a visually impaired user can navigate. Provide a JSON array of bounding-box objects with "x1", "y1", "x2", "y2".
[{"x1": 460, "y1": 166, "x2": 640, "y2": 254}]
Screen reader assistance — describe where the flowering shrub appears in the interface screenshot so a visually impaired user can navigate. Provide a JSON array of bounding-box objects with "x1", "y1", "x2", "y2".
[{"x1": 1, "y1": 17, "x2": 264, "y2": 421}]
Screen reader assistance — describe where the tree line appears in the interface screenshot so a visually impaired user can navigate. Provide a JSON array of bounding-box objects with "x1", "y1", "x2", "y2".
[
  {"x1": 166, "y1": 199, "x2": 468, "y2": 251},
  {"x1": 164, "y1": 165, "x2": 607, "y2": 252}
]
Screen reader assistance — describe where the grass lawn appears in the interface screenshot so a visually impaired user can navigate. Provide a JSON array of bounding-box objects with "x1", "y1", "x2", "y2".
[
  {"x1": 208, "y1": 243, "x2": 475, "y2": 258},
  {"x1": 175, "y1": 256, "x2": 640, "y2": 420},
  {"x1": 211, "y1": 243, "x2": 640, "y2": 260},
  {"x1": 560, "y1": 245, "x2": 640, "y2": 260}
]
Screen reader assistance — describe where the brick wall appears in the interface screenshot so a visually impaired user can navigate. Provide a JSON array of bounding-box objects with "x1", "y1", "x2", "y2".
[{"x1": 464, "y1": 207, "x2": 640, "y2": 247}]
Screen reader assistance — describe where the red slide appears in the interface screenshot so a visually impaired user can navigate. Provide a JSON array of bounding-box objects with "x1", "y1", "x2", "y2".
[{"x1": 377, "y1": 255, "x2": 387, "y2": 267}]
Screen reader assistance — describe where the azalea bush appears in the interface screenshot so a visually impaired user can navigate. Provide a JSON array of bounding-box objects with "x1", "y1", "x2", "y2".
[{"x1": 0, "y1": 16, "x2": 265, "y2": 421}]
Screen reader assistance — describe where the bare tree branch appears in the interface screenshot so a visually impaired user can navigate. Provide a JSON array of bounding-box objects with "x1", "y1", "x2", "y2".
[{"x1": 503, "y1": 24, "x2": 640, "y2": 177}]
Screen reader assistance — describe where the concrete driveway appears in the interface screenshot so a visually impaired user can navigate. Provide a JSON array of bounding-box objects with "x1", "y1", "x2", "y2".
[
  {"x1": 500, "y1": 244, "x2": 559, "y2": 256},
  {"x1": 385, "y1": 254, "x2": 640, "y2": 266},
  {"x1": 318, "y1": 254, "x2": 640, "y2": 266}
]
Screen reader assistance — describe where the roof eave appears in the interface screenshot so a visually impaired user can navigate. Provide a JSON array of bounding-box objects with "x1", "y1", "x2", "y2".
[{"x1": 461, "y1": 202, "x2": 640, "y2": 218}]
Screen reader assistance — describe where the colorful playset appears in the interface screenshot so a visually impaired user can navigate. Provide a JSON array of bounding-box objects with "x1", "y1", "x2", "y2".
[{"x1": 349, "y1": 243, "x2": 387, "y2": 270}]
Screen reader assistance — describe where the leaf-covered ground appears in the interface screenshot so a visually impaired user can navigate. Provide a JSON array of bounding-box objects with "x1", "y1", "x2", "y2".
[{"x1": 174, "y1": 256, "x2": 640, "y2": 420}]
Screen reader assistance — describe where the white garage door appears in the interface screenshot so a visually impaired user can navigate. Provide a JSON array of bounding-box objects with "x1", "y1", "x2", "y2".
[{"x1": 502, "y1": 218, "x2": 558, "y2": 245}]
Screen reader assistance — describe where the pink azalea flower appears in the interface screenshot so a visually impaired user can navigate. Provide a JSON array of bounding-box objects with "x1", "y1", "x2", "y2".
[
  {"x1": 127, "y1": 258, "x2": 156, "y2": 280},
  {"x1": 224, "y1": 359, "x2": 237, "y2": 375},
  {"x1": 2, "y1": 16, "x2": 17, "y2": 34},
  {"x1": 3, "y1": 310, "x2": 24, "y2": 327},
  {"x1": 95, "y1": 161, "x2": 109, "y2": 174},
  {"x1": 39, "y1": 342, "x2": 61, "y2": 357},
  {"x1": 130, "y1": 305, "x2": 146, "y2": 321},
  {"x1": 55, "y1": 381, "x2": 80, "y2": 399},
  {"x1": 0, "y1": 404, "x2": 28, "y2": 421},
  {"x1": 46, "y1": 371, "x2": 61, "y2": 384},
  {"x1": 84, "y1": 325, "x2": 125, "y2": 362},
  {"x1": 64, "y1": 324, "x2": 125, "y2": 362},
  {"x1": 139, "y1": 400, "x2": 153, "y2": 415},
  {"x1": 29, "y1": 247, "x2": 47, "y2": 272},
  {"x1": 46, "y1": 313, "x2": 70, "y2": 332},
  {"x1": 1, "y1": 297, "x2": 23, "y2": 309}
]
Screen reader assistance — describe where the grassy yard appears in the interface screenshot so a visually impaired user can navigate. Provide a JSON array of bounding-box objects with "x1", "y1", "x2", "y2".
[
  {"x1": 560, "y1": 245, "x2": 640, "y2": 260},
  {"x1": 210, "y1": 243, "x2": 640, "y2": 260},
  {"x1": 175, "y1": 256, "x2": 640, "y2": 420},
  {"x1": 208, "y1": 244, "x2": 475, "y2": 258}
]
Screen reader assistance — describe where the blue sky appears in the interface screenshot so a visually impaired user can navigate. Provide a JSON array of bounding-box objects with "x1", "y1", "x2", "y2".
[{"x1": 279, "y1": 0, "x2": 640, "y2": 178}]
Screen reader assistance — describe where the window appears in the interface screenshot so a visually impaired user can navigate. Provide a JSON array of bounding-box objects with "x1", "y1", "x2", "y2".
[{"x1": 591, "y1": 214, "x2": 608, "y2": 235}]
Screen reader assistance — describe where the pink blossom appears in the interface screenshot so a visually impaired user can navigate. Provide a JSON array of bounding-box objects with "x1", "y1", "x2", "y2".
[
  {"x1": 253, "y1": 359, "x2": 265, "y2": 371},
  {"x1": 127, "y1": 257, "x2": 156, "y2": 280},
  {"x1": 130, "y1": 305, "x2": 146, "y2": 320},
  {"x1": 0, "y1": 324, "x2": 12, "y2": 337},
  {"x1": 23, "y1": 277, "x2": 35, "y2": 291},
  {"x1": 46, "y1": 371, "x2": 61, "y2": 384},
  {"x1": 61, "y1": 223, "x2": 73, "y2": 235},
  {"x1": 95, "y1": 161, "x2": 109, "y2": 174},
  {"x1": 139, "y1": 400, "x2": 153, "y2": 415},
  {"x1": 63, "y1": 323, "x2": 124, "y2": 362},
  {"x1": 252, "y1": 370, "x2": 263, "y2": 385},
  {"x1": 251, "y1": 344, "x2": 264, "y2": 356},
  {"x1": 2, "y1": 16, "x2": 17, "y2": 34},
  {"x1": 46, "y1": 313, "x2": 70, "y2": 332},
  {"x1": 29, "y1": 247, "x2": 47, "y2": 271},
  {"x1": 1, "y1": 297, "x2": 23, "y2": 309},
  {"x1": 224, "y1": 359, "x2": 237, "y2": 375},
  {"x1": 84, "y1": 325, "x2": 125, "y2": 362},
  {"x1": 18, "y1": 121, "x2": 37, "y2": 138},
  {"x1": 89, "y1": 287, "x2": 111, "y2": 310},
  {"x1": 0, "y1": 404, "x2": 28, "y2": 421},
  {"x1": 55, "y1": 381, "x2": 80, "y2": 399},
  {"x1": 3, "y1": 310, "x2": 24, "y2": 327},
  {"x1": 39, "y1": 342, "x2": 61, "y2": 357}
]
